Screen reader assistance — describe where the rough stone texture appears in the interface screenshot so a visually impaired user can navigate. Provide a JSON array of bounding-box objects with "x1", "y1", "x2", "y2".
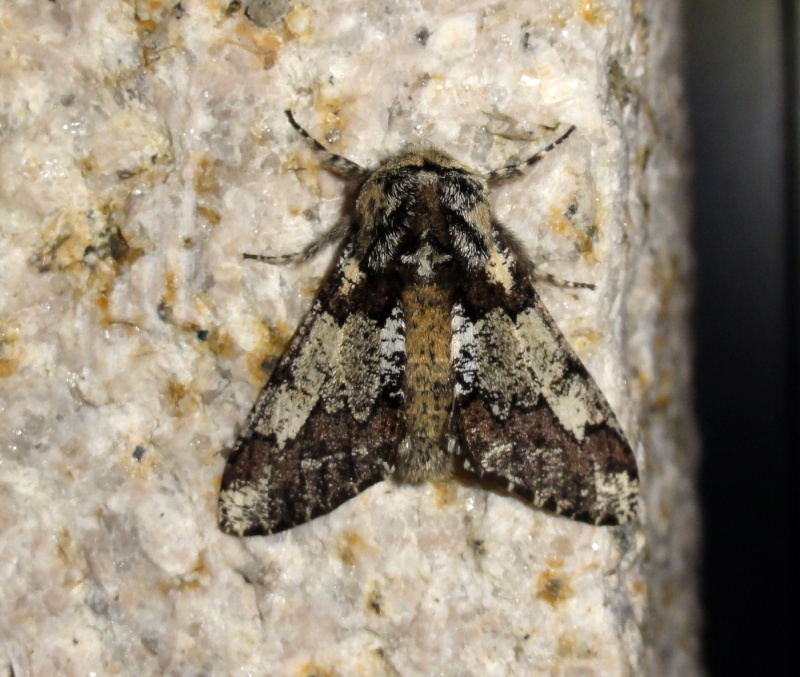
[{"x1": 0, "y1": 1, "x2": 700, "y2": 675}]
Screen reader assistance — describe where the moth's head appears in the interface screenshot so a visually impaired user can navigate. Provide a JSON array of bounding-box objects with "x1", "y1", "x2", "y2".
[
  {"x1": 354, "y1": 148, "x2": 492, "y2": 276},
  {"x1": 370, "y1": 146, "x2": 475, "y2": 175}
]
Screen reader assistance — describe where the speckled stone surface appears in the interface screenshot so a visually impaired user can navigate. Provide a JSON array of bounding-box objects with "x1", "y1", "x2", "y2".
[{"x1": 0, "y1": 1, "x2": 699, "y2": 675}]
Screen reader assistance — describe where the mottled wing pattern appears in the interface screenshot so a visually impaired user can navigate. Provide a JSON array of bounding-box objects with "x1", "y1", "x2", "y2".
[
  {"x1": 218, "y1": 241, "x2": 406, "y2": 535},
  {"x1": 451, "y1": 226, "x2": 639, "y2": 525}
]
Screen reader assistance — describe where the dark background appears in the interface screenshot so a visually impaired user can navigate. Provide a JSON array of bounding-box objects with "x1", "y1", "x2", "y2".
[{"x1": 686, "y1": 1, "x2": 796, "y2": 673}]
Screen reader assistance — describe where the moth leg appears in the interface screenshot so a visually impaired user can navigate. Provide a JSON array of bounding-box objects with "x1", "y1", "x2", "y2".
[
  {"x1": 485, "y1": 125, "x2": 576, "y2": 186},
  {"x1": 243, "y1": 215, "x2": 351, "y2": 265},
  {"x1": 491, "y1": 224, "x2": 594, "y2": 290},
  {"x1": 285, "y1": 109, "x2": 367, "y2": 180},
  {"x1": 533, "y1": 269, "x2": 595, "y2": 290}
]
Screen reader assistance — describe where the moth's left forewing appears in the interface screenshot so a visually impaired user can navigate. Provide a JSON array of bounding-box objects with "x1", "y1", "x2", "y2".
[{"x1": 451, "y1": 229, "x2": 639, "y2": 525}]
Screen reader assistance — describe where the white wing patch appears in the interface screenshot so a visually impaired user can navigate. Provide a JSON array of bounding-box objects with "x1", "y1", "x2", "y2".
[
  {"x1": 515, "y1": 308, "x2": 603, "y2": 440},
  {"x1": 260, "y1": 307, "x2": 340, "y2": 448}
]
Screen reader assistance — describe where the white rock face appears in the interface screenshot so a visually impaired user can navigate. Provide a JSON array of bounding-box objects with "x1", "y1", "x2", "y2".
[{"x1": 0, "y1": 1, "x2": 699, "y2": 675}]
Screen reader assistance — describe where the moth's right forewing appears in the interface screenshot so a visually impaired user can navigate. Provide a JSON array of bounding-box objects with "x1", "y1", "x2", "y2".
[{"x1": 218, "y1": 244, "x2": 406, "y2": 536}]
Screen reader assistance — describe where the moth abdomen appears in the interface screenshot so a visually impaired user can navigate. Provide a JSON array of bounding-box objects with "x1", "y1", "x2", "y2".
[{"x1": 394, "y1": 278, "x2": 456, "y2": 482}]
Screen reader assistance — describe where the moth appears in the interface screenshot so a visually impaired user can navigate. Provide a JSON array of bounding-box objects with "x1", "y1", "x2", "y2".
[{"x1": 218, "y1": 110, "x2": 639, "y2": 536}]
